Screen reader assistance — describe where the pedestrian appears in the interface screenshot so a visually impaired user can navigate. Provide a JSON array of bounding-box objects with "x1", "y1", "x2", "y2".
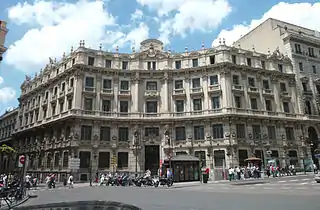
[{"x1": 68, "y1": 174, "x2": 74, "y2": 188}]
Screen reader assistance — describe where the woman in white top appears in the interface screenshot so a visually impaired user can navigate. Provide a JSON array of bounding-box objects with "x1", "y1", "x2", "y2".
[{"x1": 68, "y1": 175, "x2": 74, "y2": 188}]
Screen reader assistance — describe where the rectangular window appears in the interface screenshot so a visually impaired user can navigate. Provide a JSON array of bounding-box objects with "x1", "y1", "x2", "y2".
[
  {"x1": 192, "y1": 78, "x2": 201, "y2": 88},
  {"x1": 122, "y1": 61, "x2": 128, "y2": 70},
  {"x1": 118, "y1": 127, "x2": 129, "y2": 141},
  {"x1": 194, "y1": 125, "x2": 204, "y2": 140},
  {"x1": 298, "y1": 62, "x2": 303, "y2": 71},
  {"x1": 102, "y1": 100, "x2": 111, "y2": 112},
  {"x1": 175, "y1": 60, "x2": 181, "y2": 69},
  {"x1": 193, "y1": 99, "x2": 202, "y2": 111},
  {"x1": 210, "y1": 55, "x2": 215, "y2": 65},
  {"x1": 146, "y1": 101, "x2": 157, "y2": 113},
  {"x1": 120, "y1": 101, "x2": 129, "y2": 113},
  {"x1": 247, "y1": 58, "x2": 252, "y2": 66},
  {"x1": 81, "y1": 126, "x2": 92, "y2": 140},
  {"x1": 117, "y1": 152, "x2": 128, "y2": 169},
  {"x1": 120, "y1": 81, "x2": 129, "y2": 90},
  {"x1": 212, "y1": 124, "x2": 224, "y2": 139},
  {"x1": 175, "y1": 127, "x2": 186, "y2": 141},
  {"x1": 250, "y1": 98, "x2": 258, "y2": 110},
  {"x1": 103, "y1": 79, "x2": 112, "y2": 89},
  {"x1": 262, "y1": 80, "x2": 269, "y2": 89},
  {"x1": 146, "y1": 81, "x2": 157, "y2": 90},
  {"x1": 234, "y1": 96, "x2": 241, "y2": 108},
  {"x1": 100, "y1": 127, "x2": 111, "y2": 141},
  {"x1": 252, "y1": 125, "x2": 261, "y2": 139},
  {"x1": 283, "y1": 102, "x2": 290, "y2": 113},
  {"x1": 176, "y1": 100, "x2": 184, "y2": 112},
  {"x1": 236, "y1": 124, "x2": 246, "y2": 138},
  {"x1": 261, "y1": 60, "x2": 266, "y2": 69},
  {"x1": 85, "y1": 77, "x2": 94, "y2": 87},
  {"x1": 88, "y1": 57, "x2": 94, "y2": 66},
  {"x1": 285, "y1": 127, "x2": 295, "y2": 141},
  {"x1": 265, "y1": 100, "x2": 272, "y2": 111},
  {"x1": 105, "y1": 60, "x2": 111, "y2": 68},
  {"x1": 248, "y1": 77, "x2": 255, "y2": 87},
  {"x1": 174, "y1": 80, "x2": 183, "y2": 89},
  {"x1": 267, "y1": 126, "x2": 276, "y2": 140},
  {"x1": 209, "y1": 75, "x2": 218, "y2": 85},
  {"x1": 232, "y1": 55, "x2": 236, "y2": 64},
  {"x1": 144, "y1": 127, "x2": 160, "y2": 137},
  {"x1": 192, "y1": 58, "x2": 198, "y2": 67},
  {"x1": 232, "y1": 75, "x2": 239, "y2": 84},
  {"x1": 280, "y1": 83, "x2": 286, "y2": 92},
  {"x1": 278, "y1": 64, "x2": 283, "y2": 72},
  {"x1": 212, "y1": 97, "x2": 220, "y2": 109},
  {"x1": 84, "y1": 98, "x2": 93, "y2": 110}
]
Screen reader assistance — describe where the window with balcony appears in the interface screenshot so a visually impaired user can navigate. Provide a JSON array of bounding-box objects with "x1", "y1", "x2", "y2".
[
  {"x1": 120, "y1": 81, "x2": 129, "y2": 90},
  {"x1": 212, "y1": 124, "x2": 223, "y2": 139},
  {"x1": 102, "y1": 100, "x2": 111, "y2": 112},
  {"x1": 192, "y1": 58, "x2": 198, "y2": 67},
  {"x1": 100, "y1": 127, "x2": 111, "y2": 141},
  {"x1": 210, "y1": 75, "x2": 218, "y2": 85},
  {"x1": 265, "y1": 100, "x2": 272, "y2": 111},
  {"x1": 176, "y1": 100, "x2": 184, "y2": 112},
  {"x1": 118, "y1": 127, "x2": 129, "y2": 141},
  {"x1": 294, "y1": 44, "x2": 301, "y2": 54},
  {"x1": 146, "y1": 101, "x2": 157, "y2": 113},
  {"x1": 250, "y1": 98, "x2": 258, "y2": 110},
  {"x1": 192, "y1": 78, "x2": 201, "y2": 88},
  {"x1": 54, "y1": 87, "x2": 58, "y2": 95},
  {"x1": 298, "y1": 62, "x2": 303, "y2": 71},
  {"x1": 175, "y1": 80, "x2": 183, "y2": 89},
  {"x1": 193, "y1": 98, "x2": 202, "y2": 111},
  {"x1": 117, "y1": 152, "x2": 128, "y2": 169},
  {"x1": 88, "y1": 57, "x2": 95, "y2": 66},
  {"x1": 248, "y1": 77, "x2": 255, "y2": 87},
  {"x1": 236, "y1": 124, "x2": 246, "y2": 138},
  {"x1": 84, "y1": 98, "x2": 93, "y2": 111},
  {"x1": 145, "y1": 127, "x2": 159, "y2": 137},
  {"x1": 312, "y1": 65, "x2": 316, "y2": 74},
  {"x1": 262, "y1": 80, "x2": 269, "y2": 89},
  {"x1": 105, "y1": 60, "x2": 111, "y2": 68},
  {"x1": 232, "y1": 75, "x2": 239, "y2": 84},
  {"x1": 61, "y1": 83, "x2": 65, "y2": 92},
  {"x1": 120, "y1": 101, "x2": 129, "y2": 113},
  {"x1": 280, "y1": 83, "x2": 287, "y2": 92},
  {"x1": 285, "y1": 127, "x2": 295, "y2": 141},
  {"x1": 234, "y1": 96, "x2": 241, "y2": 108},
  {"x1": 247, "y1": 58, "x2": 252, "y2": 66},
  {"x1": 103, "y1": 79, "x2": 112, "y2": 90},
  {"x1": 122, "y1": 61, "x2": 128, "y2": 70},
  {"x1": 68, "y1": 99, "x2": 72, "y2": 109},
  {"x1": 211, "y1": 96, "x2": 220, "y2": 109},
  {"x1": 175, "y1": 60, "x2": 181, "y2": 69},
  {"x1": 81, "y1": 126, "x2": 92, "y2": 140},
  {"x1": 146, "y1": 81, "x2": 157, "y2": 90},
  {"x1": 70, "y1": 78, "x2": 74, "y2": 87},
  {"x1": 232, "y1": 55, "x2": 236, "y2": 64},
  {"x1": 175, "y1": 127, "x2": 186, "y2": 141},
  {"x1": 85, "y1": 77, "x2": 94, "y2": 89},
  {"x1": 278, "y1": 64, "x2": 283, "y2": 72},
  {"x1": 261, "y1": 60, "x2": 266, "y2": 69},
  {"x1": 283, "y1": 102, "x2": 290, "y2": 113},
  {"x1": 147, "y1": 61, "x2": 156, "y2": 70},
  {"x1": 267, "y1": 126, "x2": 276, "y2": 140},
  {"x1": 308, "y1": 47, "x2": 315, "y2": 57},
  {"x1": 252, "y1": 125, "x2": 261, "y2": 139},
  {"x1": 194, "y1": 126, "x2": 204, "y2": 140},
  {"x1": 210, "y1": 55, "x2": 215, "y2": 65}
]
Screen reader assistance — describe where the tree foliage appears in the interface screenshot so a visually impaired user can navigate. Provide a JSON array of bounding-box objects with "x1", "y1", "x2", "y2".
[{"x1": 0, "y1": 144, "x2": 16, "y2": 153}]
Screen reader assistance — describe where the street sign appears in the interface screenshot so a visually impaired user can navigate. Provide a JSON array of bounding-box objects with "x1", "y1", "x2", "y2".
[
  {"x1": 68, "y1": 158, "x2": 80, "y2": 170},
  {"x1": 18, "y1": 155, "x2": 25, "y2": 168}
]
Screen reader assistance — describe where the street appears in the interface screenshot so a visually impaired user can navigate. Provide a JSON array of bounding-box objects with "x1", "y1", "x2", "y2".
[{"x1": 18, "y1": 175, "x2": 320, "y2": 210}]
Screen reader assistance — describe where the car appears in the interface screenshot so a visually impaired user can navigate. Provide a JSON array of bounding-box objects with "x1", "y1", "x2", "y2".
[{"x1": 315, "y1": 174, "x2": 320, "y2": 183}]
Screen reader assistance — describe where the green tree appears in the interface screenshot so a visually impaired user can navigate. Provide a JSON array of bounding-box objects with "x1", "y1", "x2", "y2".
[{"x1": 0, "y1": 144, "x2": 16, "y2": 153}]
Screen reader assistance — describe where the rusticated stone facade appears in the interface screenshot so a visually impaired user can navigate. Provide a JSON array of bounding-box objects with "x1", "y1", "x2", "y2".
[{"x1": 13, "y1": 38, "x2": 319, "y2": 181}]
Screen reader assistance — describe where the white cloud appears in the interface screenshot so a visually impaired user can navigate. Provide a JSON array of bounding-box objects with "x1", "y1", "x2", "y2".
[
  {"x1": 131, "y1": 9, "x2": 144, "y2": 21},
  {"x1": 5, "y1": 0, "x2": 149, "y2": 73},
  {"x1": 0, "y1": 76, "x2": 16, "y2": 103},
  {"x1": 212, "y1": 2, "x2": 320, "y2": 46},
  {"x1": 137, "y1": 0, "x2": 232, "y2": 44}
]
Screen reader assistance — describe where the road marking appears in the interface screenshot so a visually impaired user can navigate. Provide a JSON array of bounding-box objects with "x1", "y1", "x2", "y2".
[
  {"x1": 278, "y1": 180, "x2": 287, "y2": 183},
  {"x1": 298, "y1": 182, "x2": 309, "y2": 185},
  {"x1": 288, "y1": 179, "x2": 298, "y2": 182}
]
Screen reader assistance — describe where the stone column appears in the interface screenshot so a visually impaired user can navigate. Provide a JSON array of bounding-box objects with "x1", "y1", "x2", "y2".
[{"x1": 74, "y1": 72, "x2": 84, "y2": 110}]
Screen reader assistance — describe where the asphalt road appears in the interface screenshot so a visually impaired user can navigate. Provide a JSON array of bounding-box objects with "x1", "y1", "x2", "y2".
[{"x1": 20, "y1": 176, "x2": 320, "y2": 210}]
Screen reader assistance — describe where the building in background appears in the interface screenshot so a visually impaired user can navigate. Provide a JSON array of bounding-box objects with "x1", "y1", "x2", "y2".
[
  {"x1": 235, "y1": 18, "x2": 320, "y2": 167},
  {"x1": 0, "y1": 108, "x2": 18, "y2": 174},
  {"x1": 0, "y1": 20, "x2": 8, "y2": 62},
  {"x1": 13, "y1": 38, "x2": 314, "y2": 182}
]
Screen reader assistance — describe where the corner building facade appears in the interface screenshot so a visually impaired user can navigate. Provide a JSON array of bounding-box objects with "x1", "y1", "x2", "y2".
[{"x1": 14, "y1": 39, "x2": 316, "y2": 181}]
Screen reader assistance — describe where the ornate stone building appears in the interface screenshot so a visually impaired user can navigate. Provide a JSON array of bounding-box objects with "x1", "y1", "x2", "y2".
[
  {"x1": 0, "y1": 20, "x2": 8, "y2": 62},
  {"x1": 14, "y1": 38, "x2": 314, "y2": 181},
  {"x1": 235, "y1": 18, "x2": 320, "y2": 167},
  {"x1": 0, "y1": 108, "x2": 18, "y2": 173}
]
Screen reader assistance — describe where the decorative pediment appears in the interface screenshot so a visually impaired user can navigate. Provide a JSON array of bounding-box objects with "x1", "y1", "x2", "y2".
[
  {"x1": 120, "y1": 54, "x2": 130, "y2": 60},
  {"x1": 172, "y1": 53, "x2": 184, "y2": 59},
  {"x1": 139, "y1": 49, "x2": 166, "y2": 59}
]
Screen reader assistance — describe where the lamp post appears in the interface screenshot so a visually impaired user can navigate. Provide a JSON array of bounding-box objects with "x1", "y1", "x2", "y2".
[
  {"x1": 164, "y1": 130, "x2": 172, "y2": 170},
  {"x1": 133, "y1": 130, "x2": 141, "y2": 177}
]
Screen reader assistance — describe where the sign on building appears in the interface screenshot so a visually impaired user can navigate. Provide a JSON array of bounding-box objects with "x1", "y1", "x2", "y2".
[{"x1": 18, "y1": 155, "x2": 25, "y2": 168}]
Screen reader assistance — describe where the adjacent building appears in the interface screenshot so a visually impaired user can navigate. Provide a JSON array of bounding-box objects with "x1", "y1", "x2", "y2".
[
  {"x1": 13, "y1": 38, "x2": 314, "y2": 181},
  {"x1": 0, "y1": 20, "x2": 8, "y2": 62},
  {"x1": 235, "y1": 18, "x2": 320, "y2": 167},
  {"x1": 0, "y1": 108, "x2": 18, "y2": 174}
]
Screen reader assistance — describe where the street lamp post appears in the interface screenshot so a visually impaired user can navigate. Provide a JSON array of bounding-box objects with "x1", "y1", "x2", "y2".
[
  {"x1": 164, "y1": 130, "x2": 172, "y2": 170},
  {"x1": 133, "y1": 130, "x2": 141, "y2": 177}
]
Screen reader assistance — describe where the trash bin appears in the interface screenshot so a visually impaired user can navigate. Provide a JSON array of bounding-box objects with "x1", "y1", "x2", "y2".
[{"x1": 202, "y1": 174, "x2": 209, "y2": 183}]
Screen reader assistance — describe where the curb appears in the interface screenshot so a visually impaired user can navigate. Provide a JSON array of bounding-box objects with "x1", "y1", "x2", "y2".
[{"x1": 230, "y1": 181, "x2": 269, "y2": 186}]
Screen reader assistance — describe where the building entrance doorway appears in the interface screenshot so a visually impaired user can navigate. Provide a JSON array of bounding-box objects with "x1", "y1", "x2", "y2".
[{"x1": 144, "y1": 145, "x2": 160, "y2": 175}]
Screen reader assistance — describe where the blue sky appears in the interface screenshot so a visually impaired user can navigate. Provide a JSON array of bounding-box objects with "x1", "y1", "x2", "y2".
[{"x1": 0, "y1": 0, "x2": 320, "y2": 114}]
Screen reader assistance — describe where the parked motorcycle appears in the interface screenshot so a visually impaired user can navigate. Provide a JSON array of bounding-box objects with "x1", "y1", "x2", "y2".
[{"x1": 159, "y1": 176, "x2": 173, "y2": 187}]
